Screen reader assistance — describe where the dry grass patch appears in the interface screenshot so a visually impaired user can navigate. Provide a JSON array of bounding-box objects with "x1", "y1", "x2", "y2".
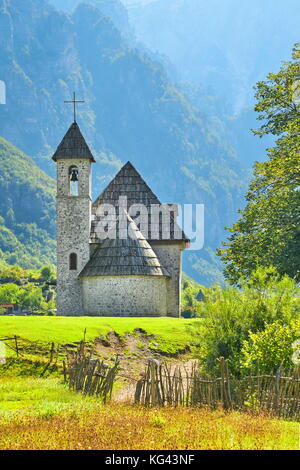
[{"x1": 0, "y1": 405, "x2": 298, "y2": 450}]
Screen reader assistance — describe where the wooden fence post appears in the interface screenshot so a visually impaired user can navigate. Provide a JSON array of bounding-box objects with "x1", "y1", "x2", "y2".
[
  {"x1": 14, "y1": 336, "x2": 19, "y2": 358},
  {"x1": 218, "y1": 357, "x2": 231, "y2": 410},
  {"x1": 63, "y1": 360, "x2": 67, "y2": 382},
  {"x1": 49, "y1": 342, "x2": 55, "y2": 362},
  {"x1": 274, "y1": 368, "x2": 281, "y2": 413}
]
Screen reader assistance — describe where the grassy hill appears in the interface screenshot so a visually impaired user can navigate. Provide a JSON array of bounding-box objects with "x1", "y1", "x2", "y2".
[
  {"x1": 0, "y1": 316, "x2": 203, "y2": 356},
  {"x1": 0, "y1": 137, "x2": 56, "y2": 268}
]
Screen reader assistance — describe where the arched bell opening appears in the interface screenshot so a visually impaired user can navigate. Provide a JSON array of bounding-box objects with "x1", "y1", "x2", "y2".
[{"x1": 69, "y1": 166, "x2": 79, "y2": 196}]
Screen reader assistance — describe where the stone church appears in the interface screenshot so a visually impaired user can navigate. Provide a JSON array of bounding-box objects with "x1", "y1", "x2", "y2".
[{"x1": 52, "y1": 121, "x2": 189, "y2": 317}]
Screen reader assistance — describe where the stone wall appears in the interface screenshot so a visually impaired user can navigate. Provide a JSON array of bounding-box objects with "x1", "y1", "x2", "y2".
[
  {"x1": 150, "y1": 242, "x2": 183, "y2": 317},
  {"x1": 81, "y1": 275, "x2": 169, "y2": 316},
  {"x1": 56, "y1": 158, "x2": 92, "y2": 316}
]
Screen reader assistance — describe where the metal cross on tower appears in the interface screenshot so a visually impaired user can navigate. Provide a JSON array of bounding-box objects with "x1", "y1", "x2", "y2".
[{"x1": 64, "y1": 91, "x2": 85, "y2": 123}]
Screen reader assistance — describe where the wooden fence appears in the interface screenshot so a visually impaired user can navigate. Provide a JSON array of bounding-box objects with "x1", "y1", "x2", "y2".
[
  {"x1": 134, "y1": 358, "x2": 231, "y2": 408},
  {"x1": 134, "y1": 358, "x2": 300, "y2": 420},
  {"x1": 0, "y1": 336, "x2": 60, "y2": 376},
  {"x1": 233, "y1": 372, "x2": 300, "y2": 419},
  {"x1": 2, "y1": 334, "x2": 300, "y2": 418},
  {"x1": 63, "y1": 345, "x2": 120, "y2": 403}
]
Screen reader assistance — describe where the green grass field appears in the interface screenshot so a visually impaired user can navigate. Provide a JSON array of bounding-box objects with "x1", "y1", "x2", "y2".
[{"x1": 0, "y1": 316, "x2": 203, "y2": 355}]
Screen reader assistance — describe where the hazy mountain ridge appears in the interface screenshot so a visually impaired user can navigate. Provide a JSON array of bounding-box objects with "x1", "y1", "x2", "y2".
[
  {"x1": 127, "y1": 0, "x2": 300, "y2": 111},
  {"x1": 50, "y1": 0, "x2": 133, "y2": 38},
  {"x1": 125, "y1": 0, "x2": 298, "y2": 168}
]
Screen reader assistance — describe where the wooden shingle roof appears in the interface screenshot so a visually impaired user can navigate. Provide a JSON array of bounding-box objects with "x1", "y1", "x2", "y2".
[
  {"x1": 93, "y1": 161, "x2": 161, "y2": 209},
  {"x1": 91, "y1": 162, "x2": 189, "y2": 242},
  {"x1": 80, "y1": 213, "x2": 170, "y2": 278},
  {"x1": 52, "y1": 122, "x2": 96, "y2": 162}
]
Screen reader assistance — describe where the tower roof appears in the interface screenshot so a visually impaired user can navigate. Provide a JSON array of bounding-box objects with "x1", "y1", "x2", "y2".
[
  {"x1": 52, "y1": 122, "x2": 96, "y2": 162},
  {"x1": 80, "y1": 212, "x2": 170, "y2": 277}
]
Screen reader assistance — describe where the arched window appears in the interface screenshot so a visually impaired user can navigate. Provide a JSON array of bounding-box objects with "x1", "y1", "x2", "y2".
[
  {"x1": 69, "y1": 166, "x2": 79, "y2": 196},
  {"x1": 69, "y1": 253, "x2": 77, "y2": 271}
]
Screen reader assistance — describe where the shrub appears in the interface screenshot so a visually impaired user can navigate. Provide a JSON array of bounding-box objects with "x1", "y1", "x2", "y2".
[
  {"x1": 241, "y1": 321, "x2": 300, "y2": 373},
  {"x1": 198, "y1": 267, "x2": 300, "y2": 376}
]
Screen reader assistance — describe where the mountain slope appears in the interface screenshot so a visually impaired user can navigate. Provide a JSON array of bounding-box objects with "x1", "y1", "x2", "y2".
[{"x1": 0, "y1": 137, "x2": 56, "y2": 268}]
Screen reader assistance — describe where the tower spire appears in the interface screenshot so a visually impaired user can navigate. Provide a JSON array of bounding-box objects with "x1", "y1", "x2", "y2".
[{"x1": 52, "y1": 121, "x2": 96, "y2": 162}]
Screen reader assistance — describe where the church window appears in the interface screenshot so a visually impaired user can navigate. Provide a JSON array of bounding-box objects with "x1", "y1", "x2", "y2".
[
  {"x1": 69, "y1": 166, "x2": 79, "y2": 196},
  {"x1": 69, "y1": 252, "x2": 78, "y2": 270}
]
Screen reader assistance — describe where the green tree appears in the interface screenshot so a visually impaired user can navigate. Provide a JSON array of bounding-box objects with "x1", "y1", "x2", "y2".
[
  {"x1": 218, "y1": 44, "x2": 300, "y2": 284},
  {"x1": 181, "y1": 280, "x2": 207, "y2": 318},
  {"x1": 0, "y1": 265, "x2": 26, "y2": 284},
  {"x1": 39, "y1": 265, "x2": 56, "y2": 282},
  {"x1": 19, "y1": 285, "x2": 43, "y2": 311},
  {"x1": 0, "y1": 283, "x2": 21, "y2": 304}
]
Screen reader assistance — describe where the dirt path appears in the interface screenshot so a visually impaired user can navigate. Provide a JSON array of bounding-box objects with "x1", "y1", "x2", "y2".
[{"x1": 91, "y1": 329, "x2": 197, "y2": 403}]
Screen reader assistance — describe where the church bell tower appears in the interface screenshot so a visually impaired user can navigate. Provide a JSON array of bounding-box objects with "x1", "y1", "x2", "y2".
[{"x1": 52, "y1": 120, "x2": 95, "y2": 316}]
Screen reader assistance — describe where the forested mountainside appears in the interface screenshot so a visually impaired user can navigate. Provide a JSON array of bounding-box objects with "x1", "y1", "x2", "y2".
[
  {"x1": 0, "y1": 137, "x2": 56, "y2": 268},
  {"x1": 0, "y1": 0, "x2": 249, "y2": 283}
]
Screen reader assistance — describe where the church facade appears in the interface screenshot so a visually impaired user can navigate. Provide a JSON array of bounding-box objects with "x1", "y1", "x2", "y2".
[{"x1": 53, "y1": 121, "x2": 189, "y2": 317}]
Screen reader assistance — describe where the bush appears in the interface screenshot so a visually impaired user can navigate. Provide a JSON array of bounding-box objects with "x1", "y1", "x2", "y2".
[
  {"x1": 0, "y1": 265, "x2": 27, "y2": 284},
  {"x1": 241, "y1": 321, "x2": 300, "y2": 373},
  {"x1": 198, "y1": 267, "x2": 300, "y2": 376}
]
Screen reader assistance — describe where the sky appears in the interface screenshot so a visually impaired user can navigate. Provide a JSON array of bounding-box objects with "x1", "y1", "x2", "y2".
[{"x1": 121, "y1": 0, "x2": 157, "y2": 6}]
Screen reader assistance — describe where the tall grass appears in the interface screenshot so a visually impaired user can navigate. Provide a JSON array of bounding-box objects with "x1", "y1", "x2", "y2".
[
  {"x1": 0, "y1": 405, "x2": 298, "y2": 450},
  {"x1": 0, "y1": 376, "x2": 298, "y2": 450}
]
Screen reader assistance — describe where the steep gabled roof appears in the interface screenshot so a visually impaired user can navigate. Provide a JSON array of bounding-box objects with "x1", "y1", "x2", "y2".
[
  {"x1": 91, "y1": 161, "x2": 189, "y2": 242},
  {"x1": 52, "y1": 122, "x2": 96, "y2": 162},
  {"x1": 80, "y1": 212, "x2": 170, "y2": 277},
  {"x1": 93, "y1": 161, "x2": 161, "y2": 209}
]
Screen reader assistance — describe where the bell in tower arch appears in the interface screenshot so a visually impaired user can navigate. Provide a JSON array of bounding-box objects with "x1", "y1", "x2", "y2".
[{"x1": 69, "y1": 166, "x2": 79, "y2": 196}]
